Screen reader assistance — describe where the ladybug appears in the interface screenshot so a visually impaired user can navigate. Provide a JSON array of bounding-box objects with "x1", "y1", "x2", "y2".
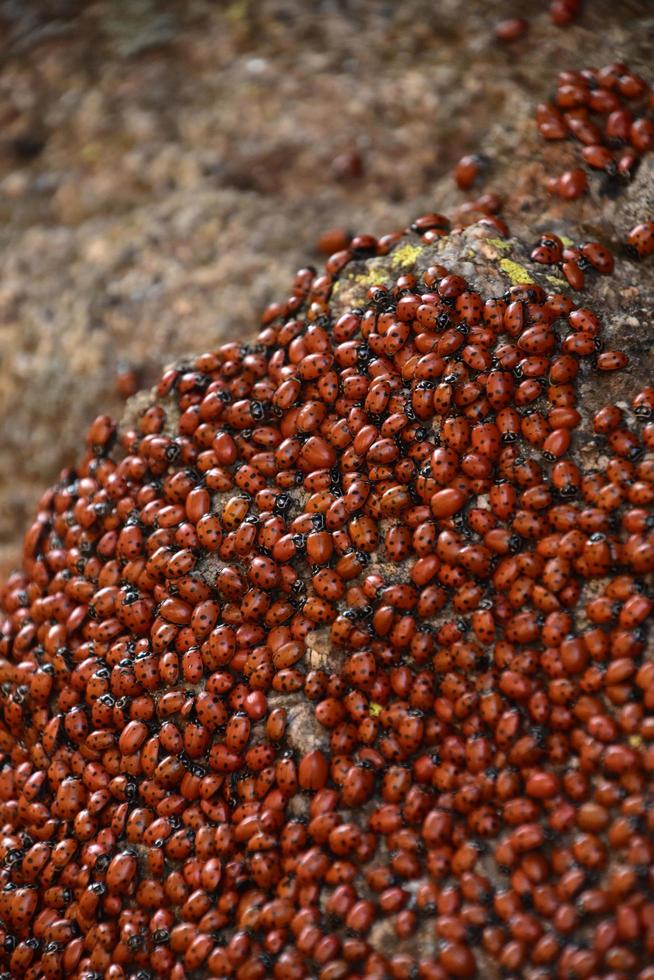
[
  {"x1": 224, "y1": 713, "x2": 251, "y2": 752},
  {"x1": 626, "y1": 221, "x2": 654, "y2": 259},
  {"x1": 582, "y1": 143, "x2": 615, "y2": 171},
  {"x1": 561, "y1": 258, "x2": 585, "y2": 289},
  {"x1": 556, "y1": 169, "x2": 588, "y2": 200},
  {"x1": 581, "y1": 240, "x2": 615, "y2": 274},
  {"x1": 531, "y1": 235, "x2": 564, "y2": 265},
  {"x1": 597, "y1": 350, "x2": 629, "y2": 371}
]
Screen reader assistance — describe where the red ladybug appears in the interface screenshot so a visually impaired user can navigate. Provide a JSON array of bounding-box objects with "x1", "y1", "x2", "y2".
[{"x1": 627, "y1": 221, "x2": 654, "y2": 259}]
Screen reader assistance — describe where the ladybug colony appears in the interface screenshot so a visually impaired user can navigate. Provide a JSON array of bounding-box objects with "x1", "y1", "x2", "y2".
[
  {"x1": 2, "y1": 61, "x2": 654, "y2": 980},
  {"x1": 539, "y1": 62, "x2": 654, "y2": 198}
]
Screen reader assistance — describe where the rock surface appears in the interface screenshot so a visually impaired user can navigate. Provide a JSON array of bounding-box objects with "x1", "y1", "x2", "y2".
[{"x1": 0, "y1": 0, "x2": 652, "y2": 580}]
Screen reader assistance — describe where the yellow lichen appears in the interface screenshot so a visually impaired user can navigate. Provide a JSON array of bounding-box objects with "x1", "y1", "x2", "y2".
[
  {"x1": 545, "y1": 274, "x2": 568, "y2": 288},
  {"x1": 390, "y1": 243, "x2": 424, "y2": 267},
  {"x1": 81, "y1": 143, "x2": 103, "y2": 162},
  {"x1": 351, "y1": 267, "x2": 388, "y2": 288},
  {"x1": 226, "y1": 0, "x2": 249, "y2": 23},
  {"x1": 369, "y1": 702, "x2": 382, "y2": 717},
  {"x1": 499, "y1": 258, "x2": 533, "y2": 284},
  {"x1": 486, "y1": 237, "x2": 513, "y2": 253}
]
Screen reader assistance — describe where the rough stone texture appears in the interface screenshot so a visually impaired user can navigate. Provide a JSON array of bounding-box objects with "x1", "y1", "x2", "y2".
[{"x1": 0, "y1": 0, "x2": 653, "y2": 579}]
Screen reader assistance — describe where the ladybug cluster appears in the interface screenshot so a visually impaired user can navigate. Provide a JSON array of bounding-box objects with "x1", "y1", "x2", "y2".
[
  {"x1": 1, "y1": 193, "x2": 654, "y2": 980},
  {"x1": 539, "y1": 62, "x2": 654, "y2": 198},
  {"x1": 530, "y1": 234, "x2": 614, "y2": 291}
]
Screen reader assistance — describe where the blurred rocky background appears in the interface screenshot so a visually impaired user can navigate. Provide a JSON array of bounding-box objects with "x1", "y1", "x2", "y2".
[{"x1": 0, "y1": 0, "x2": 651, "y2": 577}]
